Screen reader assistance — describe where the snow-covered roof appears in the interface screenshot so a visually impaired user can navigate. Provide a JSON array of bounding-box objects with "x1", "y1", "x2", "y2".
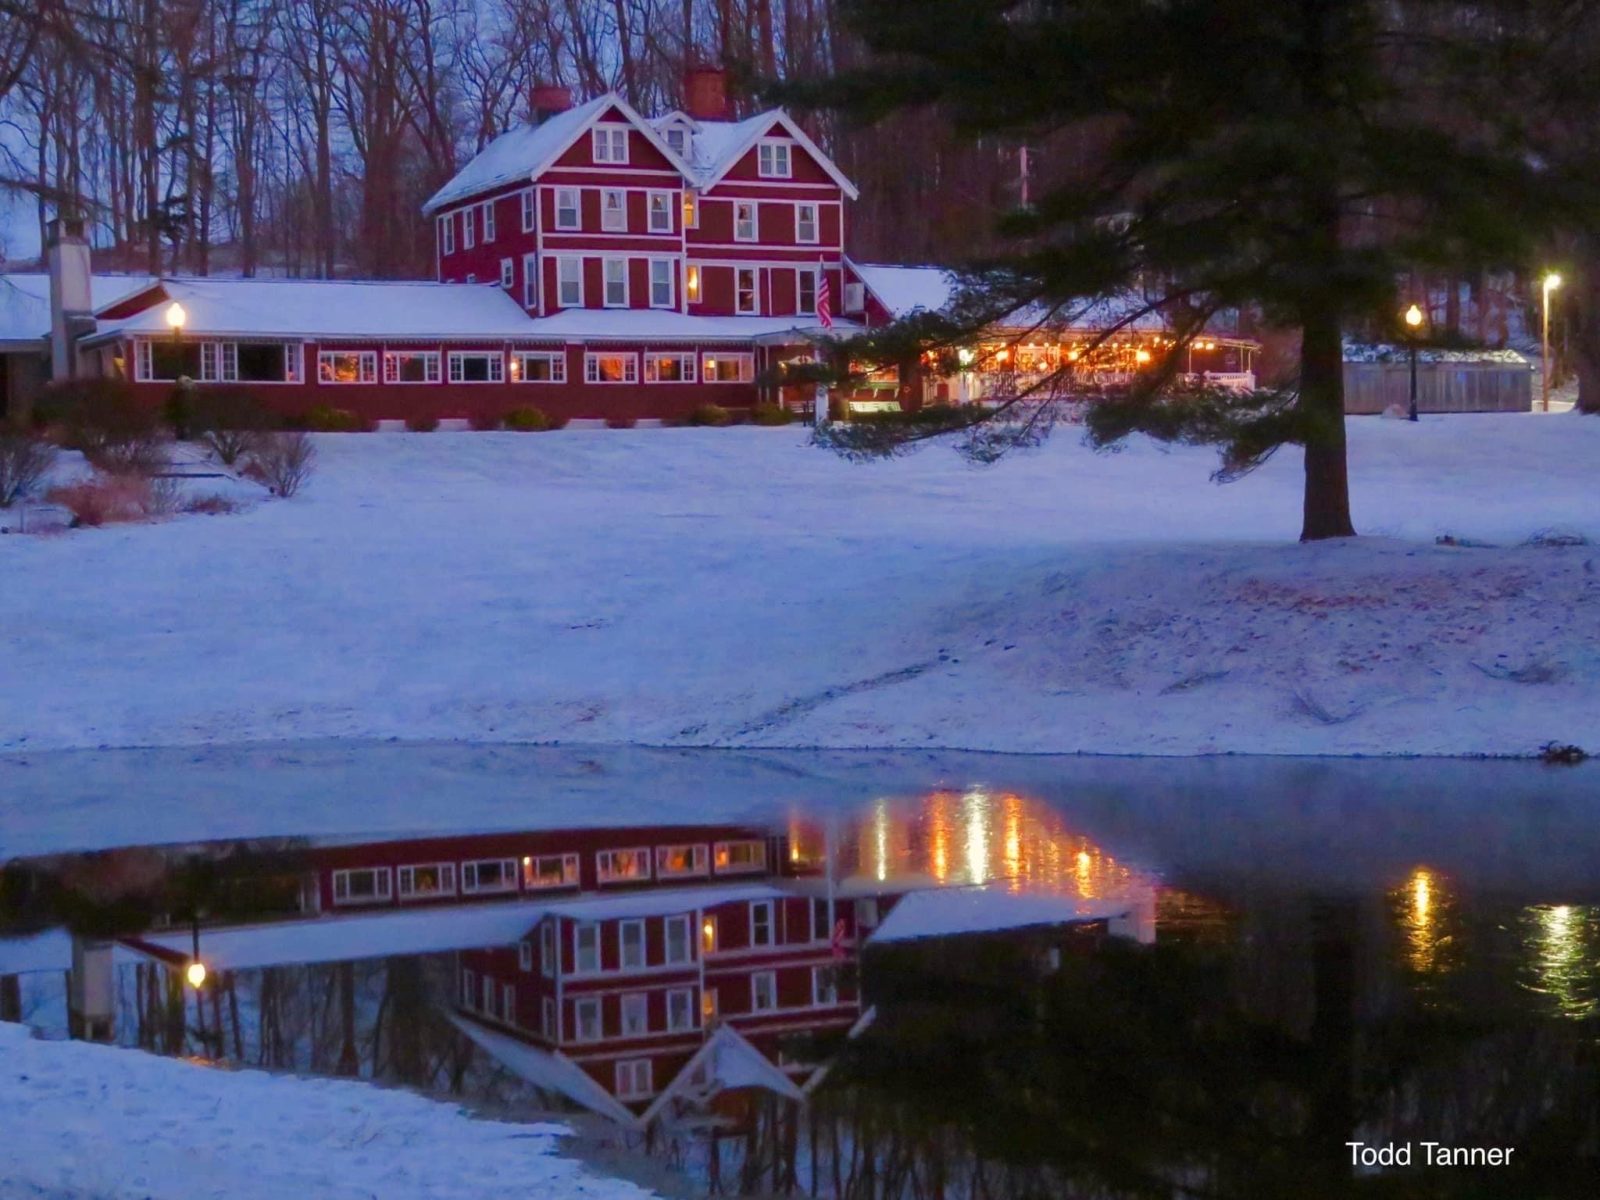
[
  {"x1": 450, "y1": 1013, "x2": 641, "y2": 1125},
  {"x1": 520, "y1": 308, "x2": 862, "y2": 343},
  {"x1": 851, "y1": 262, "x2": 956, "y2": 320},
  {"x1": 1343, "y1": 340, "x2": 1530, "y2": 366},
  {"x1": 868, "y1": 886, "x2": 1138, "y2": 944},
  {"x1": 683, "y1": 111, "x2": 860, "y2": 199},
  {"x1": 0, "y1": 273, "x2": 157, "y2": 345},
  {"x1": 537, "y1": 882, "x2": 786, "y2": 922},
  {"x1": 89, "y1": 277, "x2": 539, "y2": 341},
  {"x1": 424, "y1": 94, "x2": 695, "y2": 215}
]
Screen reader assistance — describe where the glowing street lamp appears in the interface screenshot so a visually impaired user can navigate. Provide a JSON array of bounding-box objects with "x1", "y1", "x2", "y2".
[
  {"x1": 185, "y1": 960, "x2": 208, "y2": 989},
  {"x1": 165, "y1": 301, "x2": 187, "y2": 346},
  {"x1": 1404, "y1": 303, "x2": 1424, "y2": 422},
  {"x1": 1541, "y1": 272, "x2": 1562, "y2": 412}
]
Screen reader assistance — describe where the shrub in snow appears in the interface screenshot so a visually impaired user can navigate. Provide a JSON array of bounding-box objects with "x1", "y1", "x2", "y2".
[
  {"x1": 605, "y1": 415, "x2": 638, "y2": 429},
  {"x1": 35, "y1": 378, "x2": 165, "y2": 472},
  {"x1": 751, "y1": 403, "x2": 795, "y2": 426},
  {"x1": 45, "y1": 474, "x2": 155, "y2": 527},
  {"x1": 0, "y1": 430, "x2": 57, "y2": 507},
  {"x1": 182, "y1": 492, "x2": 242, "y2": 516},
  {"x1": 685, "y1": 403, "x2": 733, "y2": 427},
  {"x1": 246, "y1": 431, "x2": 316, "y2": 498},
  {"x1": 504, "y1": 406, "x2": 565, "y2": 432},
  {"x1": 468, "y1": 411, "x2": 503, "y2": 431},
  {"x1": 162, "y1": 384, "x2": 196, "y2": 440},
  {"x1": 405, "y1": 413, "x2": 441, "y2": 432},
  {"x1": 302, "y1": 405, "x2": 372, "y2": 433},
  {"x1": 194, "y1": 387, "x2": 275, "y2": 466}
]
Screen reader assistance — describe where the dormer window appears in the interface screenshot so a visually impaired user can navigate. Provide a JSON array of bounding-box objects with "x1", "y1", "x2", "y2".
[
  {"x1": 664, "y1": 127, "x2": 687, "y2": 155},
  {"x1": 758, "y1": 140, "x2": 792, "y2": 179},
  {"x1": 592, "y1": 125, "x2": 629, "y2": 164}
]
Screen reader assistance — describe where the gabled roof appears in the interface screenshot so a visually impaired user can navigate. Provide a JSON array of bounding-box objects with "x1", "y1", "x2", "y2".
[
  {"x1": 423, "y1": 93, "x2": 696, "y2": 215},
  {"x1": 449, "y1": 1013, "x2": 641, "y2": 1126},
  {"x1": 867, "y1": 885, "x2": 1138, "y2": 944},
  {"x1": 690, "y1": 110, "x2": 859, "y2": 200},
  {"x1": 849, "y1": 261, "x2": 955, "y2": 320},
  {"x1": 0, "y1": 273, "x2": 158, "y2": 345},
  {"x1": 86, "y1": 277, "x2": 538, "y2": 342},
  {"x1": 638, "y1": 1024, "x2": 804, "y2": 1128}
]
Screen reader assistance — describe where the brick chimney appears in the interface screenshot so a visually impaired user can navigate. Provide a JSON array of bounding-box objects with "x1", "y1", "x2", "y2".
[
  {"x1": 531, "y1": 84, "x2": 574, "y2": 123},
  {"x1": 47, "y1": 216, "x2": 93, "y2": 381},
  {"x1": 684, "y1": 67, "x2": 730, "y2": 121}
]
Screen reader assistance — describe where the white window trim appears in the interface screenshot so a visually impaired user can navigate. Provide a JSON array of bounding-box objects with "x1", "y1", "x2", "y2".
[
  {"x1": 734, "y1": 201, "x2": 758, "y2": 243},
  {"x1": 750, "y1": 900, "x2": 775, "y2": 948},
  {"x1": 396, "y1": 862, "x2": 456, "y2": 901},
  {"x1": 602, "y1": 257, "x2": 629, "y2": 308},
  {"x1": 500, "y1": 257, "x2": 514, "y2": 289},
  {"x1": 664, "y1": 915, "x2": 692, "y2": 966},
  {"x1": 512, "y1": 352, "x2": 569, "y2": 385},
  {"x1": 557, "y1": 256, "x2": 584, "y2": 307},
  {"x1": 522, "y1": 253, "x2": 539, "y2": 308},
  {"x1": 648, "y1": 259, "x2": 674, "y2": 309},
  {"x1": 332, "y1": 867, "x2": 391, "y2": 907},
  {"x1": 714, "y1": 838, "x2": 766, "y2": 871},
  {"x1": 647, "y1": 190, "x2": 673, "y2": 233},
  {"x1": 555, "y1": 188, "x2": 582, "y2": 231},
  {"x1": 601, "y1": 189, "x2": 628, "y2": 232},
  {"x1": 734, "y1": 267, "x2": 758, "y2": 315},
  {"x1": 482, "y1": 200, "x2": 496, "y2": 242},
  {"x1": 596, "y1": 843, "x2": 652, "y2": 878},
  {"x1": 522, "y1": 851, "x2": 580, "y2": 886},
  {"x1": 655, "y1": 844, "x2": 709, "y2": 876},
  {"x1": 616, "y1": 1058, "x2": 653, "y2": 1100},
  {"x1": 757, "y1": 139, "x2": 793, "y2": 179},
  {"x1": 541, "y1": 921, "x2": 557, "y2": 979},
  {"x1": 795, "y1": 202, "x2": 819, "y2": 244},
  {"x1": 751, "y1": 970, "x2": 777, "y2": 1013},
  {"x1": 644, "y1": 352, "x2": 696, "y2": 384},
  {"x1": 460, "y1": 857, "x2": 518, "y2": 894},
  {"x1": 666, "y1": 987, "x2": 695, "y2": 1032},
  {"x1": 620, "y1": 991, "x2": 648, "y2": 1036},
  {"x1": 585, "y1": 351, "x2": 639, "y2": 386},
  {"x1": 440, "y1": 214, "x2": 455, "y2": 255},
  {"x1": 797, "y1": 268, "x2": 818, "y2": 316},
  {"x1": 519, "y1": 940, "x2": 534, "y2": 972},
  {"x1": 384, "y1": 350, "x2": 441, "y2": 384},
  {"x1": 619, "y1": 919, "x2": 647, "y2": 970},
  {"x1": 463, "y1": 206, "x2": 476, "y2": 249},
  {"x1": 682, "y1": 191, "x2": 699, "y2": 230},
  {"x1": 685, "y1": 264, "x2": 702, "y2": 304},
  {"x1": 317, "y1": 349, "x2": 377, "y2": 385},
  {"x1": 574, "y1": 922, "x2": 602, "y2": 975},
  {"x1": 542, "y1": 996, "x2": 556, "y2": 1039},
  {"x1": 592, "y1": 125, "x2": 629, "y2": 164},
  {"x1": 572, "y1": 995, "x2": 602, "y2": 1042},
  {"x1": 520, "y1": 189, "x2": 536, "y2": 233},
  {"x1": 702, "y1": 353, "x2": 756, "y2": 385},
  {"x1": 447, "y1": 350, "x2": 506, "y2": 384},
  {"x1": 812, "y1": 964, "x2": 838, "y2": 1006}
]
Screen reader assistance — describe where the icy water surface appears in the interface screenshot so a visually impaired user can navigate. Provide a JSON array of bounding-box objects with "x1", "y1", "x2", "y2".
[{"x1": 2, "y1": 744, "x2": 1598, "y2": 1196}]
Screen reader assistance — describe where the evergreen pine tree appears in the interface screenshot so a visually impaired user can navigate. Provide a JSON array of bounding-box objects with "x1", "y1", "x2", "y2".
[{"x1": 783, "y1": 0, "x2": 1592, "y2": 540}]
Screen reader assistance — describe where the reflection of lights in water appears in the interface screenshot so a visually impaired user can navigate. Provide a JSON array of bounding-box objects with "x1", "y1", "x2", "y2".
[
  {"x1": 1003, "y1": 795, "x2": 1023, "y2": 890},
  {"x1": 1075, "y1": 849, "x2": 1096, "y2": 899},
  {"x1": 872, "y1": 798, "x2": 890, "y2": 882},
  {"x1": 929, "y1": 792, "x2": 952, "y2": 882},
  {"x1": 964, "y1": 790, "x2": 990, "y2": 885},
  {"x1": 1395, "y1": 866, "x2": 1447, "y2": 975},
  {"x1": 1413, "y1": 870, "x2": 1431, "y2": 924},
  {"x1": 1528, "y1": 903, "x2": 1597, "y2": 1020}
]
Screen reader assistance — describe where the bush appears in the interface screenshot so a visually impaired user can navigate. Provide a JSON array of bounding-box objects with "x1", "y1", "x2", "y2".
[
  {"x1": 685, "y1": 403, "x2": 733, "y2": 427},
  {"x1": 302, "y1": 404, "x2": 371, "y2": 433},
  {"x1": 45, "y1": 474, "x2": 154, "y2": 527},
  {"x1": 750, "y1": 403, "x2": 795, "y2": 426},
  {"x1": 405, "y1": 413, "x2": 441, "y2": 432},
  {"x1": 0, "y1": 430, "x2": 58, "y2": 507},
  {"x1": 182, "y1": 493, "x2": 242, "y2": 516},
  {"x1": 605, "y1": 415, "x2": 638, "y2": 429},
  {"x1": 193, "y1": 387, "x2": 275, "y2": 466},
  {"x1": 34, "y1": 378, "x2": 165, "y2": 471},
  {"x1": 468, "y1": 411, "x2": 502, "y2": 431},
  {"x1": 163, "y1": 385, "x2": 196, "y2": 440},
  {"x1": 245, "y1": 431, "x2": 316, "y2": 498},
  {"x1": 504, "y1": 406, "x2": 565, "y2": 432}
]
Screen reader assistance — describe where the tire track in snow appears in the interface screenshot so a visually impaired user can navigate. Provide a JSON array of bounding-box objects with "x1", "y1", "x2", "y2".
[{"x1": 704, "y1": 659, "x2": 943, "y2": 740}]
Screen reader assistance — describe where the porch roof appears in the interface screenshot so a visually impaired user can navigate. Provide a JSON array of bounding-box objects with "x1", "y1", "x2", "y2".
[{"x1": 0, "y1": 272, "x2": 157, "y2": 347}]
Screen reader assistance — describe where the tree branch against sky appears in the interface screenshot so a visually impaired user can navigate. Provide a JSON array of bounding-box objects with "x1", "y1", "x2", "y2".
[{"x1": 778, "y1": 0, "x2": 1600, "y2": 541}]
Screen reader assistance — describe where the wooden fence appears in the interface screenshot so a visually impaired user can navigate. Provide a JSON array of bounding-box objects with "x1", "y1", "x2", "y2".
[{"x1": 1343, "y1": 361, "x2": 1531, "y2": 414}]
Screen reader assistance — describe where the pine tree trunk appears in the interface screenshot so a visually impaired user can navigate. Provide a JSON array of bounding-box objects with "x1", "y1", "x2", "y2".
[{"x1": 1299, "y1": 306, "x2": 1356, "y2": 540}]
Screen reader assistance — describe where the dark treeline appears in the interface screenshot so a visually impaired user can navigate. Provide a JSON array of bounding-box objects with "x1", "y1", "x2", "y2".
[{"x1": 0, "y1": 0, "x2": 1027, "y2": 277}]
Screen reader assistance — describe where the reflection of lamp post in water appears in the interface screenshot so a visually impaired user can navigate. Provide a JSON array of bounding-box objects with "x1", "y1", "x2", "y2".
[
  {"x1": 1541, "y1": 272, "x2": 1562, "y2": 412},
  {"x1": 1403, "y1": 303, "x2": 1423, "y2": 422},
  {"x1": 185, "y1": 914, "x2": 207, "y2": 990}
]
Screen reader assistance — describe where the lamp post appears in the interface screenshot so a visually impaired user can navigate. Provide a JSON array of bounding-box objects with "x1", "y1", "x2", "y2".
[
  {"x1": 185, "y1": 913, "x2": 206, "y2": 990},
  {"x1": 1541, "y1": 272, "x2": 1562, "y2": 412},
  {"x1": 165, "y1": 300, "x2": 187, "y2": 345},
  {"x1": 1404, "y1": 303, "x2": 1423, "y2": 422}
]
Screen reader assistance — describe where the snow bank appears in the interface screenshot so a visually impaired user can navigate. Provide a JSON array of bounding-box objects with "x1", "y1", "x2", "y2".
[
  {"x1": 1, "y1": 414, "x2": 1596, "y2": 757},
  {"x1": 0, "y1": 1022, "x2": 653, "y2": 1199}
]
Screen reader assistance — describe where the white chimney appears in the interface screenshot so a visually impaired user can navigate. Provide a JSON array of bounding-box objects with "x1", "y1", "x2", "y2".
[{"x1": 47, "y1": 216, "x2": 93, "y2": 380}]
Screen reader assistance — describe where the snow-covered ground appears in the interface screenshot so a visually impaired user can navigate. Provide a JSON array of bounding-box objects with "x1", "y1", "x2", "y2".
[
  {"x1": 2, "y1": 414, "x2": 1597, "y2": 757},
  {"x1": 0, "y1": 1022, "x2": 654, "y2": 1199}
]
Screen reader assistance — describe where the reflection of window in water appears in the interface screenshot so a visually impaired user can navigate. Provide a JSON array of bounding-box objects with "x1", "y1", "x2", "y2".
[{"x1": 1527, "y1": 904, "x2": 1599, "y2": 1020}]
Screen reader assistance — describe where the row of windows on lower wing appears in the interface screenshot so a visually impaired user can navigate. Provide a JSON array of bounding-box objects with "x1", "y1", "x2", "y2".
[{"x1": 329, "y1": 839, "x2": 766, "y2": 904}]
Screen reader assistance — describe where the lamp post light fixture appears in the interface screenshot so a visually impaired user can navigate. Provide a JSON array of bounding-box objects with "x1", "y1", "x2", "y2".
[
  {"x1": 1404, "y1": 303, "x2": 1424, "y2": 422},
  {"x1": 185, "y1": 912, "x2": 206, "y2": 989},
  {"x1": 164, "y1": 300, "x2": 187, "y2": 345},
  {"x1": 1541, "y1": 272, "x2": 1562, "y2": 412}
]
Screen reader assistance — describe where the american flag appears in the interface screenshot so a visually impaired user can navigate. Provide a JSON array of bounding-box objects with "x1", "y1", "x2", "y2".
[{"x1": 816, "y1": 262, "x2": 832, "y2": 328}]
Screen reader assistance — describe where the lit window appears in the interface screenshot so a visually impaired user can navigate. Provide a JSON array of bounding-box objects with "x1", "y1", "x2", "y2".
[
  {"x1": 751, "y1": 970, "x2": 777, "y2": 1012},
  {"x1": 384, "y1": 350, "x2": 440, "y2": 383},
  {"x1": 512, "y1": 352, "x2": 566, "y2": 384},
  {"x1": 615, "y1": 1058, "x2": 652, "y2": 1099},
  {"x1": 757, "y1": 140, "x2": 792, "y2": 179},
  {"x1": 648, "y1": 192, "x2": 673, "y2": 233},
  {"x1": 620, "y1": 992, "x2": 647, "y2": 1035},
  {"x1": 685, "y1": 264, "x2": 701, "y2": 304},
  {"x1": 332, "y1": 867, "x2": 391, "y2": 906},
  {"x1": 664, "y1": 915, "x2": 691, "y2": 964},
  {"x1": 601, "y1": 189, "x2": 627, "y2": 232},
  {"x1": 597, "y1": 845, "x2": 652, "y2": 879},
  {"x1": 796, "y1": 202, "x2": 818, "y2": 244},
  {"x1": 573, "y1": 995, "x2": 601, "y2": 1041},
  {"x1": 574, "y1": 922, "x2": 600, "y2": 973},
  {"x1": 682, "y1": 192, "x2": 698, "y2": 229},
  {"x1": 649, "y1": 259, "x2": 673, "y2": 308},
  {"x1": 702, "y1": 353, "x2": 755, "y2": 383},
  {"x1": 714, "y1": 839, "x2": 765, "y2": 871},
  {"x1": 702, "y1": 986, "x2": 718, "y2": 1021},
  {"x1": 620, "y1": 920, "x2": 646, "y2": 969},
  {"x1": 644, "y1": 352, "x2": 695, "y2": 383},
  {"x1": 557, "y1": 257, "x2": 583, "y2": 307},
  {"x1": 751, "y1": 900, "x2": 774, "y2": 947},
  {"x1": 396, "y1": 863, "x2": 455, "y2": 900},
  {"x1": 603, "y1": 257, "x2": 628, "y2": 307},
  {"x1": 656, "y1": 845, "x2": 708, "y2": 877},
  {"x1": 734, "y1": 201, "x2": 757, "y2": 242},
  {"x1": 461, "y1": 858, "x2": 517, "y2": 893},
  {"x1": 701, "y1": 915, "x2": 719, "y2": 954},
  {"x1": 585, "y1": 353, "x2": 639, "y2": 385},
  {"x1": 666, "y1": 988, "x2": 694, "y2": 1032},
  {"x1": 447, "y1": 351, "x2": 505, "y2": 384},
  {"x1": 555, "y1": 188, "x2": 581, "y2": 230},
  {"x1": 592, "y1": 126, "x2": 629, "y2": 163},
  {"x1": 318, "y1": 350, "x2": 377, "y2": 384}
]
